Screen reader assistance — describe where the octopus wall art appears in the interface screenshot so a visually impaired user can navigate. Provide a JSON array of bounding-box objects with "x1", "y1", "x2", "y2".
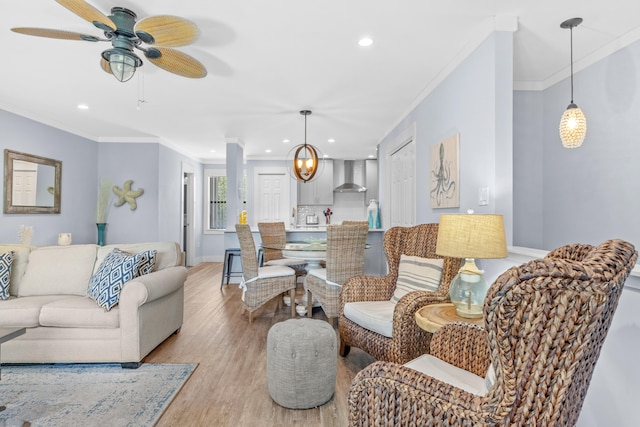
[{"x1": 429, "y1": 134, "x2": 459, "y2": 208}]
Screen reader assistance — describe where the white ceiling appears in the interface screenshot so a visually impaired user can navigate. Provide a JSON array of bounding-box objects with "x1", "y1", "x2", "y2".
[{"x1": 1, "y1": 0, "x2": 640, "y2": 163}]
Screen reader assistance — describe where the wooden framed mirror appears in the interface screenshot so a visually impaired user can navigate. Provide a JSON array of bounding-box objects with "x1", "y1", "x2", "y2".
[{"x1": 3, "y1": 149, "x2": 62, "y2": 214}]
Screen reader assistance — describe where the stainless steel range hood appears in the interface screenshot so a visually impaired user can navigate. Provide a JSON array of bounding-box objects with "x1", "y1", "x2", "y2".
[{"x1": 334, "y1": 160, "x2": 367, "y2": 193}]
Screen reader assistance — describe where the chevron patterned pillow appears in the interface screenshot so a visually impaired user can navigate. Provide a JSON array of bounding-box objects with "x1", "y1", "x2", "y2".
[
  {"x1": 112, "y1": 248, "x2": 157, "y2": 277},
  {"x1": 87, "y1": 249, "x2": 142, "y2": 311},
  {"x1": 0, "y1": 251, "x2": 14, "y2": 300}
]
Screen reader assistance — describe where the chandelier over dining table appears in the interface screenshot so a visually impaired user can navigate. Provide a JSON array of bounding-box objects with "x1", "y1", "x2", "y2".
[{"x1": 291, "y1": 110, "x2": 320, "y2": 183}]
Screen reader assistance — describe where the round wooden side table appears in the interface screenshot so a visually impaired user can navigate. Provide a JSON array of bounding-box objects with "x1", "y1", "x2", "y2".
[{"x1": 415, "y1": 303, "x2": 483, "y2": 333}]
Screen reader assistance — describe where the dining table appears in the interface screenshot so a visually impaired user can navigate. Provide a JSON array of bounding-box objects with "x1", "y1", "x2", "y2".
[{"x1": 261, "y1": 240, "x2": 327, "y2": 271}]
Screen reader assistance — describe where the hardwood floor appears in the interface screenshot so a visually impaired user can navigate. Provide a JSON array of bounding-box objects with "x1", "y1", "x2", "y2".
[{"x1": 146, "y1": 262, "x2": 376, "y2": 426}]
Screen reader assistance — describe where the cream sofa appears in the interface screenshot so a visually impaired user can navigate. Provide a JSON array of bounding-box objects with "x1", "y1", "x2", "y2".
[{"x1": 0, "y1": 242, "x2": 186, "y2": 367}]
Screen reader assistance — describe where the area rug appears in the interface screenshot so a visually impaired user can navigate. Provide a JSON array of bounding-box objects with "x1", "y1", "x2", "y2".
[{"x1": 0, "y1": 363, "x2": 197, "y2": 427}]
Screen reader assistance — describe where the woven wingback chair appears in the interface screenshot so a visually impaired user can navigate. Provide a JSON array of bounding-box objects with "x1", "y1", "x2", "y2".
[
  {"x1": 257, "y1": 222, "x2": 306, "y2": 278},
  {"x1": 338, "y1": 223, "x2": 460, "y2": 364},
  {"x1": 235, "y1": 224, "x2": 296, "y2": 323},
  {"x1": 304, "y1": 223, "x2": 369, "y2": 322},
  {"x1": 348, "y1": 239, "x2": 637, "y2": 426}
]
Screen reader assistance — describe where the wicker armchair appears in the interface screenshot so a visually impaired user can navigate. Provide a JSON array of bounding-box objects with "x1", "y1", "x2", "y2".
[
  {"x1": 338, "y1": 223, "x2": 460, "y2": 364},
  {"x1": 348, "y1": 239, "x2": 637, "y2": 426},
  {"x1": 235, "y1": 224, "x2": 296, "y2": 323},
  {"x1": 257, "y1": 222, "x2": 307, "y2": 278},
  {"x1": 304, "y1": 223, "x2": 369, "y2": 322}
]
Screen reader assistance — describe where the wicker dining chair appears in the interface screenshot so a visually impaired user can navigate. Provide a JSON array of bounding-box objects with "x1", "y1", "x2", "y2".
[
  {"x1": 338, "y1": 223, "x2": 460, "y2": 364},
  {"x1": 258, "y1": 222, "x2": 307, "y2": 280},
  {"x1": 304, "y1": 223, "x2": 369, "y2": 323},
  {"x1": 348, "y1": 239, "x2": 637, "y2": 426},
  {"x1": 235, "y1": 224, "x2": 296, "y2": 323}
]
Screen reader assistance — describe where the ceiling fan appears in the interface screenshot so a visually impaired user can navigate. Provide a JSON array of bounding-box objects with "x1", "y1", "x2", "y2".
[{"x1": 11, "y1": 0, "x2": 207, "y2": 82}]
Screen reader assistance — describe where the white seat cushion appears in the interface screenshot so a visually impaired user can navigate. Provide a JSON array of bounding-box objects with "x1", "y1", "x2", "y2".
[
  {"x1": 343, "y1": 301, "x2": 395, "y2": 338},
  {"x1": 257, "y1": 265, "x2": 295, "y2": 278},
  {"x1": 307, "y1": 268, "x2": 341, "y2": 288},
  {"x1": 0, "y1": 295, "x2": 70, "y2": 328},
  {"x1": 265, "y1": 258, "x2": 306, "y2": 267},
  {"x1": 308, "y1": 268, "x2": 326, "y2": 280},
  {"x1": 40, "y1": 296, "x2": 119, "y2": 328},
  {"x1": 404, "y1": 354, "x2": 488, "y2": 396}
]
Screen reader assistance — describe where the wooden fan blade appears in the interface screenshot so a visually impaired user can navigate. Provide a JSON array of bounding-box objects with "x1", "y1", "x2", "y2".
[
  {"x1": 100, "y1": 58, "x2": 112, "y2": 74},
  {"x1": 134, "y1": 15, "x2": 199, "y2": 47},
  {"x1": 11, "y1": 27, "x2": 101, "y2": 41},
  {"x1": 56, "y1": 0, "x2": 116, "y2": 31},
  {"x1": 146, "y1": 47, "x2": 207, "y2": 78}
]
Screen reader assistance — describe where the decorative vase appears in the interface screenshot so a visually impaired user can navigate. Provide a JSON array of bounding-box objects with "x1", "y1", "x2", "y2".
[
  {"x1": 367, "y1": 199, "x2": 378, "y2": 229},
  {"x1": 58, "y1": 233, "x2": 72, "y2": 246},
  {"x1": 96, "y1": 223, "x2": 107, "y2": 246}
]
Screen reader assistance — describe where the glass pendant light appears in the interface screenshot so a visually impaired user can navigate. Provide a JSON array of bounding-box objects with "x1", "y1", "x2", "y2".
[{"x1": 559, "y1": 17, "x2": 587, "y2": 148}]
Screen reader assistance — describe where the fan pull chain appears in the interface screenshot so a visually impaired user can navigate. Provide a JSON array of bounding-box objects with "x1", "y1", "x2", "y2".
[{"x1": 137, "y1": 68, "x2": 147, "y2": 110}]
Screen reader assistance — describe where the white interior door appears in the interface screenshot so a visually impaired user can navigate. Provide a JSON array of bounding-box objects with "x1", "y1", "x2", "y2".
[
  {"x1": 389, "y1": 141, "x2": 416, "y2": 227},
  {"x1": 254, "y1": 168, "x2": 290, "y2": 226},
  {"x1": 12, "y1": 160, "x2": 38, "y2": 206}
]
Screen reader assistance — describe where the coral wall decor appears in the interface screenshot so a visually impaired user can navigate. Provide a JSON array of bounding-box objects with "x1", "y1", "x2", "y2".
[{"x1": 113, "y1": 180, "x2": 144, "y2": 210}]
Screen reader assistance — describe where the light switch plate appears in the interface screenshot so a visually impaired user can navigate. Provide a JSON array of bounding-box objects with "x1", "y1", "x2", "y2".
[{"x1": 479, "y1": 187, "x2": 489, "y2": 206}]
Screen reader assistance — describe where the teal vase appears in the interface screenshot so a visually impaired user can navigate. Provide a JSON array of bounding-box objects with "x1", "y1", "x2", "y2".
[{"x1": 96, "y1": 223, "x2": 107, "y2": 246}]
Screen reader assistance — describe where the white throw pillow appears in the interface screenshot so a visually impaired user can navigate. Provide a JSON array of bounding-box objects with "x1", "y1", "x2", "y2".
[{"x1": 391, "y1": 255, "x2": 444, "y2": 303}]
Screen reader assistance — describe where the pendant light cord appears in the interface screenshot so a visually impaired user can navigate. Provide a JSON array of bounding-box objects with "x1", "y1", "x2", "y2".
[
  {"x1": 304, "y1": 114, "x2": 308, "y2": 149},
  {"x1": 570, "y1": 26, "x2": 574, "y2": 104}
]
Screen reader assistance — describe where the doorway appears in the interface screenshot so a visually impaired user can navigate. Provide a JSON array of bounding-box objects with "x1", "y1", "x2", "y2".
[{"x1": 182, "y1": 163, "x2": 196, "y2": 267}]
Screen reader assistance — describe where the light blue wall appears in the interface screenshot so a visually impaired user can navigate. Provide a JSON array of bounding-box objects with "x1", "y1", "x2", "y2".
[
  {"x1": 514, "y1": 38, "x2": 640, "y2": 250},
  {"x1": 378, "y1": 32, "x2": 514, "y2": 243},
  {"x1": 1, "y1": 109, "x2": 98, "y2": 246},
  {"x1": 97, "y1": 143, "x2": 159, "y2": 244},
  {"x1": 513, "y1": 90, "x2": 544, "y2": 248},
  {"x1": 0, "y1": 109, "x2": 200, "y2": 256}
]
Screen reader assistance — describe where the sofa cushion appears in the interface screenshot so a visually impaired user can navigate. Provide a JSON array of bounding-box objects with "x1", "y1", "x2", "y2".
[
  {"x1": 0, "y1": 251, "x2": 14, "y2": 300},
  {"x1": 39, "y1": 296, "x2": 119, "y2": 329},
  {"x1": 0, "y1": 295, "x2": 71, "y2": 328},
  {"x1": 343, "y1": 300, "x2": 395, "y2": 338},
  {"x1": 95, "y1": 242, "x2": 180, "y2": 274},
  {"x1": 18, "y1": 245, "x2": 98, "y2": 297},
  {"x1": 88, "y1": 249, "x2": 142, "y2": 311},
  {"x1": 391, "y1": 255, "x2": 444, "y2": 303},
  {"x1": 0, "y1": 244, "x2": 31, "y2": 296}
]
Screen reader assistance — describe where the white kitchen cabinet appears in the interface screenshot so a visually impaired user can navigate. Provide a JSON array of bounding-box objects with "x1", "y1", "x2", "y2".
[{"x1": 298, "y1": 159, "x2": 334, "y2": 205}]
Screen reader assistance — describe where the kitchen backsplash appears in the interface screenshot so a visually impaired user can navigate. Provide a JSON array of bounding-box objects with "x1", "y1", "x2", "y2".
[{"x1": 297, "y1": 192, "x2": 368, "y2": 226}]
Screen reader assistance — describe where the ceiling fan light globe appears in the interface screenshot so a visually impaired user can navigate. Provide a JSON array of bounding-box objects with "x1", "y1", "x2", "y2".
[{"x1": 109, "y1": 52, "x2": 137, "y2": 82}]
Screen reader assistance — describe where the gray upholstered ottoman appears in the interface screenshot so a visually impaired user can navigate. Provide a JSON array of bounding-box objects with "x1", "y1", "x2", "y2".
[{"x1": 266, "y1": 318, "x2": 337, "y2": 409}]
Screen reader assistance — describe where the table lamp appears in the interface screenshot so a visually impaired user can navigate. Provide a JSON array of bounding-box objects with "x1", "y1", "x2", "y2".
[{"x1": 435, "y1": 213, "x2": 507, "y2": 318}]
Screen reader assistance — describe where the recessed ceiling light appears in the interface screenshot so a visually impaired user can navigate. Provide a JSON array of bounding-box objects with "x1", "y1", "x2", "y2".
[
  {"x1": 210, "y1": 149, "x2": 216, "y2": 153},
  {"x1": 265, "y1": 149, "x2": 272, "y2": 153},
  {"x1": 368, "y1": 154, "x2": 375, "y2": 158},
  {"x1": 323, "y1": 154, "x2": 329, "y2": 158},
  {"x1": 328, "y1": 138, "x2": 335, "y2": 143},
  {"x1": 358, "y1": 37, "x2": 374, "y2": 47},
  {"x1": 77, "y1": 104, "x2": 89, "y2": 110},
  {"x1": 283, "y1": 139, "x2": 290, "y2": 144}
]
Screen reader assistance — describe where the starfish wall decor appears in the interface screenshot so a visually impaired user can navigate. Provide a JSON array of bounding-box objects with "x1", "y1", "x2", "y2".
[{"x1": 113, "y1": 180, "x2": 144, "y2": 210}]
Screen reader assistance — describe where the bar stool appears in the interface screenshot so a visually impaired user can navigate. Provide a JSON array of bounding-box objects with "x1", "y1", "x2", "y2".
[{"x1": 220, "y1": 248, "x2": 243, "y2": 289}]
